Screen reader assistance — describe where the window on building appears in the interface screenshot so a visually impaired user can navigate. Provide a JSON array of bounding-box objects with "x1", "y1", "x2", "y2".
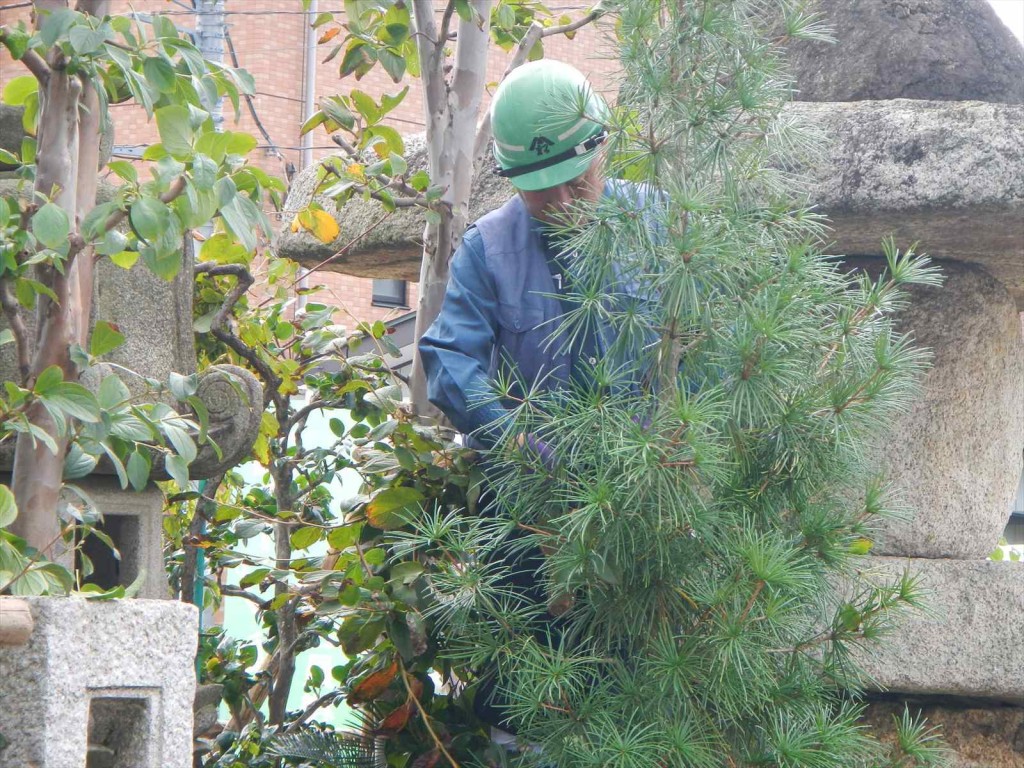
[{"x1": 372, "y1": 279, "x2": 408, "y2": 308}]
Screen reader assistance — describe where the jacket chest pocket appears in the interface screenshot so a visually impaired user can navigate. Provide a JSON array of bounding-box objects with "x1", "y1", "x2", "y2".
[{"x1": 494, "y1": 303, "x2": 548, "y2": 386}]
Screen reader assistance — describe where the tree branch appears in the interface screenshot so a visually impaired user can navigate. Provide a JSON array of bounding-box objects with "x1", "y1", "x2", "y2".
[
  {"x1": 180, "y1": 471, "x2": 223, "y2": 605},
  {"x1": 284, "y1": 690, "x2": 345, "y2": 733},
  {"x1": 437, "y1": 0, "x2": 457, "y2": 53},
  {"x1": 193, "y1": 261, "x2": 287, "y2": 414},
  {"x1": 0, "y1": 278, "x2": 30, "y2": 384},
  {"x1": 221, "y1": 584, "x2": 272, "y2": 610},
  {"x1": 0, "y1": 27, "x2": 51, "y2": 85}
]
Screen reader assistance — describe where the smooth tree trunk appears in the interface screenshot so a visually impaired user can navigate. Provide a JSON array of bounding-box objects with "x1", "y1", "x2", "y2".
[
  {"x1": 408, "y1": 0, "x2": 493, "y2": 416},
  {"x1": 9, "y1": 0, "x2": 108, "y2": 556}
]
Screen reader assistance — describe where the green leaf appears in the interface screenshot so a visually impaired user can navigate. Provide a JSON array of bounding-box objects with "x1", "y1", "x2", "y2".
[
  {"x1": 142, "y1": 56, "x2": 177, "y2": 93},
  {"x1": 69, "y1": 25, "x2": 106, "y2": 54},
  {"x1": 239, "y1": 568, "x2": 270, "y2": 589},
  {"x1": 367, "y1": 125, "x2": 403, "y2": 156},
  {"x1": 90, "y1": 320, "x2": 126, "y2": 357},
  {"x1": 80, "y1": 583, "x2": 126, "y2": 600},
  {"x1": 339, "y1": 43, "x2": 376, "y2": 79},
  {"x1": 168, "y1": 372, "x2": 198, "y2": 401},
  {"x1": 327, "y1": 524, "x2": 360, "y2": 550},
  {"x1": 164, "y1": 424, "x2": 197, "y2": 464},
  {"x1": 127, "y1": 450, "x2": 151, "y2": 492},
  {"x1": 379, "y1": 22, "x2": 409, "y2": 46},
  {"x1": 377, "y1": 47, "x2": 406, "y2": 83},
  {"x1": 141, "y1": 245, "x2": 182, "y2": 282},
  {"x1": 365, "y1": 487, "x2": 423, "y2": 530},
  {"x1": 191, "y1": 154, "x2": 217, "y2": 189},
  {"x1": 177, "y1": 184, "x2": 219, "y2": 229},
  {"x1": 106, "y1": 160, "x2": 138, "y2": 184},
  {"x1": 290, "y1": 526, "x2": 323, "y2": 551},
  {"x1": 454, "y1": 0, "x2": 474, "y2": 22},
  {"x1": 2, "y1": 75, "x2": 38, "y2": 106},
  {"x1": 378, "y1": 86, "x2": 409, "y2": 117},
  {"x1": 63, "y1": 443, "x2": 99, "y2": 480},
  {"x1": 38, "y1": 8, "x2": 77, "y2": 47},
  {"x1": 199, "y1": 233, "x2": 248, "y2": 264},
  {"x1": 155, "y1": 105, "x2": 195, "y2": 159},
  {"x1": 109, "y1": 250, "x2": 140, "y2": 269},
  {"x1": 35, "y1": 562, "x2": 74, "y2": 594},
  {"x1": 388, "y1": 152, "x2": 407, "y2": 177},
  {"x1": 0, "y1": 147, "x2": 19, "y2": 165},
  {"x1": 299, "y1": 110, "x2": 328, "y2": 137},
  {"x1": 32, "y1": 203, "x2": 70, "y2": 250},
  {"x1": 1, "y1": 26, "x2": 28, "y2": 60},
  {"x1": 165, "y1": 454, "x2": 190, "y2": 488},
  {"x1": 0, "y1": 485, "x2": 17, "y2": 528},
  {"x1": 320, "y1": 96, "x2": 356, "y2": 132},
  {"x1": 45, "y1": 382, "x2": 102, "y2": 423},
  {"x1": 96, "y1": 230, "x2": 129, "y2": 257},
  {"x1": 97, "y1": 374, "x2": 131, "y2": 410},
  {"x1": 34, "y1": 365, "x2": 64, "y2": 395},
  {"x1": 351, "y1": 90, "x2": 380, "y2": 124},
  {"x1": 129, "y1": 197, "x2": 171, "y2": 243},
  {"x1": 21, "y1": 136, "x2": 35, "y2": 164},
  {"x1": 81, "y1": 202, "x2": 119, "y2": 241},
  {"x1": 219, "y1": 195, "x2": 262, "y2": 253},
  {"x1": 224, "y1": 132, "x2": 258, "y2": 156},
  {"x1": 849, "y1": 537, "x2": 874, "y2": 555}
]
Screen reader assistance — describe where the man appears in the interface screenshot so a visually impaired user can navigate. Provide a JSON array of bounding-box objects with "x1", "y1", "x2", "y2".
[
  {"x1": 417, "y1": 59, "x2": 653, "y2": 740},
  {"x1": 418, "y1": 59, "x2": 634, "y2": 449}
]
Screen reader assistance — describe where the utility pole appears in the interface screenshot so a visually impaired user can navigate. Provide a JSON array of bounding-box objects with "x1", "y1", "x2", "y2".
[
  {"x1": 296, "y1": 0, "x2": 319, "y2": 313},
  {"x1": 188, "y1": 0, "x2": 226, "y2": 628},
  {"x1": 195, "y1": 0, "x2": 226, "y2": 133}
]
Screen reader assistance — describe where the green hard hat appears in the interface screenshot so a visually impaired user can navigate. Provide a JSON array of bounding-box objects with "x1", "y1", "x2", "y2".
[{"x1": 491, "y1": 60, "x2": 610, "y2": 192}]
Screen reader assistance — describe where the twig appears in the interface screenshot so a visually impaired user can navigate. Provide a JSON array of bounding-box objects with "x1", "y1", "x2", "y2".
[
  {"x1": 264, "y1": 209, "x2": 395, "y2": 303},
  {"x1": 0, "y1": 522, "x2": 70, "y2": 593},
  {"x1": 0, "y1": 278, "x2": 30, "y2": 384},
  {"x1": 398, "y1": 659, "x2": 461, "y2": 768},
  {"x1": 285, "y1": 689, "x2": 345, "y2": 733},
  {"x1": 738, "y1": 579, "x2": 764, "y2": 624},
  {"x1": 220, "y1": 584, "x2": 272, "y2": 609},
  {"x1": 0, "y1": 30, "x2": 51, "y2": 85},
  {"x1": 194, "y1": 261, "x2": 286, "y2": 413},
  {"x1": 437, "y1": 0, "x2": 457, "y2": 53}
]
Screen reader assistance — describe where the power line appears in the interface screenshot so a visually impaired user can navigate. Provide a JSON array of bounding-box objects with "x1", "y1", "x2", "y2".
[{"x1": 122, "y1": 5, "x2": 591, "y2": 17}]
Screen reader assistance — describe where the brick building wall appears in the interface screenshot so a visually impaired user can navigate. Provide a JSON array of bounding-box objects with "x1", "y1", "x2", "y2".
[{"x1": 0, "y1": 1, "x2": 620, "y2": 325}]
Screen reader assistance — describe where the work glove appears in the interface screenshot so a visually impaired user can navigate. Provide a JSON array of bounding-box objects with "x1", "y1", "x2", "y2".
[{"x1": 516, "y1": 432, "x2": 559, "y2": 473}]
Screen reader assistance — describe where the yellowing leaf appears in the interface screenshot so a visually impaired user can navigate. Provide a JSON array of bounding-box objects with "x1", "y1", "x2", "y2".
[
  {"x1": 318, "y1": 27, "x2": 341, "y2": 44},
  {"x1": 109, "y1": 250, "x2": 140, "y2": 269},
  {"x1": 849, "y1": 537, "x2": 874, "y2": 555},
  {"x1": 365, "y1": 486, "x2": 423, "y2": 530},
  {"x1": 347, "y1": 163, "x2": 366, "y2": 181},
  {"x1": 296, "y1": 208, "x2": 340, "y2": 244}
]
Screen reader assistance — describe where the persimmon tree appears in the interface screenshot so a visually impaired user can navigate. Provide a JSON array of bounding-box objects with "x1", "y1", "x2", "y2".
[{"x1": 0, "y1": 2, "x2": 278, "y2": 574}]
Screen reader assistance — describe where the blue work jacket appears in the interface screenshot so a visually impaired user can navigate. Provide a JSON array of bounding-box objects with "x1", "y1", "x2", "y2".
[{"x1": 418, "y1": 180, "x2": 656, "y2": 447}]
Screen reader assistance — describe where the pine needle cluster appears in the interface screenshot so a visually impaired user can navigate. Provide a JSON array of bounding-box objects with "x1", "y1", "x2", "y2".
[{"x1": 396, "y1": 1, "x2": 948, "y2": 765}]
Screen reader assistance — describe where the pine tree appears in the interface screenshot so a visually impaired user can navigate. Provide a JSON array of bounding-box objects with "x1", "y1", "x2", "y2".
[{"x1": 394, "y1": 1, "x2": 950, "y2": 766}]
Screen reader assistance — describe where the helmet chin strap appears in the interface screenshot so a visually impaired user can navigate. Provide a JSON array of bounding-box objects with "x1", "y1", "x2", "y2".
[{"x1": 496, "y1": 130, "x2": 608, "y2": 179}]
